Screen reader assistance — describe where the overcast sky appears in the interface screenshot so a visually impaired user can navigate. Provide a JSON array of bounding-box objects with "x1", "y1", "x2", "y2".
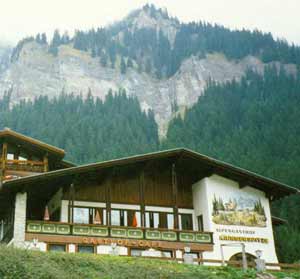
[{"x1": 1, "y1": 0, "x2": 299, "y2": 46}]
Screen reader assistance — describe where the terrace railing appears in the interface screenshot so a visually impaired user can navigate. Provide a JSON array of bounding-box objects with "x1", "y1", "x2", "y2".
[
  {"x1": 26, "y1": 221, "x2": 213, "y2": 244},
  {"x1": 0, "y1": 159, "x2": 45, "y2": 173}
]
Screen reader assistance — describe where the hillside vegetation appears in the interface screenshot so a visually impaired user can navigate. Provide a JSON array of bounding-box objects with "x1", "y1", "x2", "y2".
[
  {"x1": 0, "y1": 89, "x2": 159, "y2": 164},
  {"x1": 0, "y1": 246, "x2": 299, "y2": 279}
]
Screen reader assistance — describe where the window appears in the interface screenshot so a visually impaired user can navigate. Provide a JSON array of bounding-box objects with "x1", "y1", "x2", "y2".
[
  {"x1": 145, "y1": 212, "x2": 174, "y2": 229},
  {"x1": 7, "y1": 153, "x2": 14, "y2": 160},
  {"x1": 72, "y1": 207, "x2": 106, "y2": 225},
  {"x1": 197, "y1": 215, "x2": 204, "y2": 231},
  {"x1": 73, "y1": 207, "x2": 90, "y2": 224},
  {"x1": 111, "y1": 209, "x2": 141, "y2": 227},
  {"x1": 161, "y1": 250, "x2": 173, "y2": 258},
  {"x1": 48, "y1": 244, "x2": 66, "y2": 252},
  {"x1": 167, "y1": 214, "x2": 174, "y2": 229},
  {"x1": 146, "y1": 212, "x2": 159, "y2": 228},
  {"x1": 78, "y1": 245, "x2": 94, "y2": 254},
  {"x1": 130, "y1": 249, "x2": 145, "y2": 257},
  {"x1": 179, "y1": 214, "x2": 193, "y2": 230},
  {"x1": 127, "y1": 211, "x2": 141, "y2": 227},
  {"x1": 111, "y1": 209, "x2": 124, "y2": 226}
]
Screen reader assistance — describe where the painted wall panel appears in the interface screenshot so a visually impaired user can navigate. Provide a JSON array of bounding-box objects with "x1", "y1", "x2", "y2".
[{"x1": 193, "y1": 175, "x2": 278, "y2": 263}]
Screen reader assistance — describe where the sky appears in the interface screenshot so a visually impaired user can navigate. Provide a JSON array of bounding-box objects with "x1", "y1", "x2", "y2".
[{"x1": 1, "y1": 0, "x2": 299, "y2": 46}]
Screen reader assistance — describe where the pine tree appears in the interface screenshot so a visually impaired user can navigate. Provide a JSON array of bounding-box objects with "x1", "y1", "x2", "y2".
[
  {"x1": 120, "y1": 56, "x2": 126, "y2": 74},
  {"x1": 61, "y1": 31, "x2": 70, "y2": 44},
  {"x1": 35, "y1": 33, "x2": 41, "y2": 44},
  {"x1": 145, "y1": 59, "x2": 152, "y2": 74},
  {"x1": 41, "y1": 33, "x2": 47, "y2": 44},
  {"x1": 127, "y1": 58, "x2": 133, "y2": 68},
  {"x1": 100, "y1": 51, "x2": 108, "y2": 67},
  {"x1": 48, "y1": 29, "x2": 61, "y2": 56}
]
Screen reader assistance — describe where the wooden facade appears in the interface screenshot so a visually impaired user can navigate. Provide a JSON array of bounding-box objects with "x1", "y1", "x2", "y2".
[
  {"x1": 0, "y1": 128, "x2": 70, "y2": 182},
  {"x1": 0, "y1": 129, "x2": 298, "y2": 258},
  {"x1": 64, "y1": 161, "x2": 193, "y2": 208}
]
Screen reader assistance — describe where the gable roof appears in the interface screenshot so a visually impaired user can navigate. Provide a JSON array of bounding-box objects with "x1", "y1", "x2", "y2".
[
  {"x1": 1, "y1": 148, "x2": 298, "y2": 199},
  {"x1": 0, "y1": 128, "x2": 65, "y2": 158}
]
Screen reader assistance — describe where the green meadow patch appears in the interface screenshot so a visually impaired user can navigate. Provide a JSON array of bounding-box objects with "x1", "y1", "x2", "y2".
[{"x1": 0, "y1": 246, "x2": 299, "y2": 279}]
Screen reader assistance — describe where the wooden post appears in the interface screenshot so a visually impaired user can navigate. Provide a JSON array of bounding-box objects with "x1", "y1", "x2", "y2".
[
  {"x1": 68, "y1": 183, "x2": 75, "y2": 223},
  {"x1": 139, "y1": 169, "x2": 145, "y2": 227},
  {"x1": 43, "y1": 154, "x2": 49, "y2": 172},
  {"x1": 172, "y1": 163, "x2": 179, "y2": 229},
  {"x1": 105, "y1": 172, "x2": 112, "y2": 226},
  {"x1": 1, "y1": 142, "x2": 8, "y2": 181}
]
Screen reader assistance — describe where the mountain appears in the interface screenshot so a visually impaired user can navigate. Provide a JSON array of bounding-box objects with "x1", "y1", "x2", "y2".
[{"x1": 0, "y1": 4, "x2": 299, "y2": 136}]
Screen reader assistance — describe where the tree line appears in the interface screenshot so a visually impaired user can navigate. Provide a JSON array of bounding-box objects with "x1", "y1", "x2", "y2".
[
  {"x1": 10, "y1": 4, "x2": 300, "y2": 78},
  {"x1": 0, "y1": 89, "x2": 159, "y2": 164}
]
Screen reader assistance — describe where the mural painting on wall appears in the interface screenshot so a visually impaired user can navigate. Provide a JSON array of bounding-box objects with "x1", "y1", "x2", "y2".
[{"x1": 212, "y1": 193, "x2": 267, "y2": 227}]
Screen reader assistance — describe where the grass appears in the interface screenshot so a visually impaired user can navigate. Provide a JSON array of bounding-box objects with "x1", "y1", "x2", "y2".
[{"x1": 0, "y1": 246, "x2": 299, "y2": 279}]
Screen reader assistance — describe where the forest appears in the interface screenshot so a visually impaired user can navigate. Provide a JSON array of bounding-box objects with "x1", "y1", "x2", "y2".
[{"x1": 0, "y1": 89, "x2": 159, "y2": 164}]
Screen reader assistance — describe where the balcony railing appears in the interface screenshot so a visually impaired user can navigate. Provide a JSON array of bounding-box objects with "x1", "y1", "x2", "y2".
[
  {"x1": 0, "y1": 159, "x2": 45, "y2": 173},
  {"x1": 26, "y1": 221, "x2": 213, "y2": 244}
]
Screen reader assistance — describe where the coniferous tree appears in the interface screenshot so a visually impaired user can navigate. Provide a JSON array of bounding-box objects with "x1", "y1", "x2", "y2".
[
  {"x1": 41, "y1": 33, "x2": 47, "y2": 44},
  {"x1": 48, "y1": 29, "x2": 61, "y2": 56},
  {"x1": 120, "y1": 56, "x2": 126, "y2": 74},
  {"x1": 145, "y1": 59, "x2": 152, "y2": 74},
  {"x1": 100, "y1": 51, "x2": 108, "y2": 67},
  {"x1": 127, "y1": 58, "x2": 133, "y2": 68}
]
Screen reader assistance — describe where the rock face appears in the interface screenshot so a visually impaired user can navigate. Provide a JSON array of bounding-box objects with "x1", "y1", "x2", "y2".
[
  {"x1": 0, "y1": 41, "x2": 269, "y2": 135},
  {"x1": 124, "y1": 7, "x2": 179, "y2": 45}
]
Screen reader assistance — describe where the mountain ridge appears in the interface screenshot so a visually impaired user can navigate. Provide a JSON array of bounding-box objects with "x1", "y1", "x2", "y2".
[{"x1": 0, "y1": 4, "x2": 299, "y2": 136}]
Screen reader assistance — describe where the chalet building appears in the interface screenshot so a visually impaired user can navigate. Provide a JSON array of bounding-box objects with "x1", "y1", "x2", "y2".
[{"x1": 0, "y1": 128, "x2": 298, "y2": 263}]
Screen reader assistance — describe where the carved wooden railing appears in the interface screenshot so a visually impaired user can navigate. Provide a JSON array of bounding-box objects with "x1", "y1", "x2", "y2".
[
  {"x1": 0, "y1": 159, "x2": 45, "y2": 173},
  {"x1": 26, "y1": 221, "x2": 213, "y2": 244}
]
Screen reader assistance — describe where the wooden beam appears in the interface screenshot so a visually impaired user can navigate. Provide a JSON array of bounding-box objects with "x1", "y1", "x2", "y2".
[
  {"x1": 104, "y1": 168, "x2": 116, "y2": 226},
  {"x1": 172, "y1": 163, "x2": 179, "y2": 229},
  {"x1": 1, "y1": 142, "x2": 7, "y2": 181},
  {"x1": 43, "y1": 154, "x2": 49, "y2": 172},
  {"x1": 139, "y1": 169, "x2": 145, "y2": 227}
]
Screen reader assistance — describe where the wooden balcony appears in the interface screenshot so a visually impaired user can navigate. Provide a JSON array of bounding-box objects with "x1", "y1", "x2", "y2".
[
  {"x1": 26, "y1": 221, "x2": 213, "y2": 245},
  {"x1": 0, "y1": 159, "x2": 45, "y2": 173}
]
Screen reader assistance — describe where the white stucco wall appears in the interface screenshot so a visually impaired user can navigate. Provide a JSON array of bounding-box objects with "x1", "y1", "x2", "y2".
[
  {"x1": 13, "y1": 192, "x2": 27, "y2": 248},
  {"x1": 193, "y1": 175, "x2": 278, "y2": 263},
  {"x1": 192, "y1": 178, "x2": 210, "y2": 231}
]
